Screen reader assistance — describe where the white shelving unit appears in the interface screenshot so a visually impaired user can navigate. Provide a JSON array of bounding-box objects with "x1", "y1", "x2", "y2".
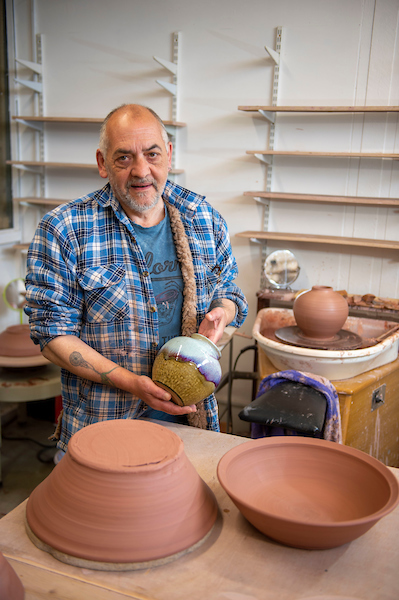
[
  {"x1": 237, "y1": 28, "x2": 399, "y2": 287},
  {"x1": 8, "y1": 32, "x2": 187, "y2": 251}
]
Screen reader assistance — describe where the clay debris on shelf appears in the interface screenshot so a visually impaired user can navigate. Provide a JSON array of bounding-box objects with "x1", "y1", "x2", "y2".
[{"x1": 294, "y1": 290, "x2": 399, "y2": 312}]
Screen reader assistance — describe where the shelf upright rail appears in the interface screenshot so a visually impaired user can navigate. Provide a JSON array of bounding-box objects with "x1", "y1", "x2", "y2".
[
  {"x1": 153, "y1": 31, "x2": 181, "y2": 175},
  {"x1": 257, "y1": 26, "x2": 284, "y2": 288},
  {"x1": 13, "y1": 28, "x2": 44, "y2": 274},
  {"x1": 14, "y1": 33, "x2": 44, "y2": 199}
]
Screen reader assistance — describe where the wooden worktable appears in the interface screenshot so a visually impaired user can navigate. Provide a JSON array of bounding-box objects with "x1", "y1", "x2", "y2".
[{"x1": 0, "y1": 422, "x2": 398, "y2": 600}]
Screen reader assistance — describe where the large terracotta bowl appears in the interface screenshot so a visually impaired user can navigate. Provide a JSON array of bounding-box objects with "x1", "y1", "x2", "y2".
[
  {"x1": 26, "y1": 420, "x2": 218, "y2": 569},
  {"x1": 217, "y1": 437, "x2": 399, "y2": 550}
]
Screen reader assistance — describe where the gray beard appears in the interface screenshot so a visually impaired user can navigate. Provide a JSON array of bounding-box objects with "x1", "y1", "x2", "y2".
[{"x1": 110, "y1": 177, "x2": 162, "y2": 213}]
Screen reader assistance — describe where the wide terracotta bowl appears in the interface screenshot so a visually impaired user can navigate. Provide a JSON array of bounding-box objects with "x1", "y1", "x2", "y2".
[
  {"x1": 26, "y1": 420, "x2": 218, "y2": 569},
  {"x1": 217, "y1": 437, "x2": 399, "y2": 550}
]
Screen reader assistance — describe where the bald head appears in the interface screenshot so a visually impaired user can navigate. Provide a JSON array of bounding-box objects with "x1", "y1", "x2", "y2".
[{"x1": 98, "y1": 104, "x2": 169, "y2": 157}]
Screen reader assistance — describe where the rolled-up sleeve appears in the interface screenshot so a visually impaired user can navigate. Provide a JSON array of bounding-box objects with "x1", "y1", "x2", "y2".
[
  {"x1": 207, "y1": 211, "x2": 248, "y2": 328},
  {"x1": 24, "y1": 210, "x2": 83, "y2": 350},
  {"x1": 186, "y1": 199, "x2": 248, "y2": 329}
]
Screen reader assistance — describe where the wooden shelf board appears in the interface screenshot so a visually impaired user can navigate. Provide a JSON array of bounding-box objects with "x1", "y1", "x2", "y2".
[
  {"x1": 13, "y1": 198, "x2": 68, "y2": 206},
  {"x1": 7, "y1": 161, "x2": 184, "y2": 174},
  {"x1": 14, "y1": 116, "x2": 102, "y2": 123},
  {"x1": 236, "y1": 231, "x2": 399, "y2": 250},
  {"x1": 12, "y1": 116, "x2": 186, "y2": 127},
  {"x1": 243, "y1": 191, "x2": 399, "y2": 206},
  {"x1": 238, "y1": 105, "x2": 399, "y2": 113},
  {"x1": 247, "y1": 150, "x2": 399, "y2": 159},
  {"x1": 163, "y1": 121, "x2": 186, "y2": 128},
  {"x1": 7, "y1": 160, "x2": 98, "y2": 169}
]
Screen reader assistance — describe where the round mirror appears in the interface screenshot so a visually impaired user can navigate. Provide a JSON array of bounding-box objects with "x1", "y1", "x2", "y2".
[
  {"x1": 264, "y1": 250, "x2": 300, "y2": 289},
  {"x1": 3, "y1": 279, "x2": 26, "y2": 323}
]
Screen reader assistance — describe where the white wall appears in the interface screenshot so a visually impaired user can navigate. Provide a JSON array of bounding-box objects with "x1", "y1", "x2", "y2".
[{"x1": 2, "y1": 0, "x2": 399, "y2": 417}]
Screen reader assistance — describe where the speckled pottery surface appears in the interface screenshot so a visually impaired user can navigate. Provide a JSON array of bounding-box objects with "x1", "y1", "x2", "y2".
[
  {"x1": 152, "y1": 333, "x2": 222, "y2": 406},
  {"x1": 25, "y1": 419, "x2": 218, "y2": 569}
]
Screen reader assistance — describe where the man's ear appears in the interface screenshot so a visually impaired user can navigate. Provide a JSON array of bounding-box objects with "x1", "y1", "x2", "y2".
[
  {"x1": 167, "y1": 141, "x2": 173, "y2": 170},
  {"x1": 96, "y1": 149, "x2": 108, "y2": 179}
]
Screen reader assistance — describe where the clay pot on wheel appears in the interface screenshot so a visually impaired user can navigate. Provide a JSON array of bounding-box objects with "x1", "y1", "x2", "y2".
[
  {"x1": 152, "y1": 333, "x2": 222, "y2": 406},
  {"x1": 293, "y1": 286, "x2": 349, "y2": 340}
]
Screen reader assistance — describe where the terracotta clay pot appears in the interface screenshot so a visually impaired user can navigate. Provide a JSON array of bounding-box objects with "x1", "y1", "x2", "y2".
[
  {"x1": 0, "y1": 552, "x2": 25, "y2": 600},
  {"x1": 25, "y1": 419, "x2": 218, "y2": 568},
  {"x1": 0, "y1": 324, "x2": 41, "y2": 357},
  {"x1": 152, "y1": 333, "x2": 222, "y2": 406},
  {"x1": 293, "y1": 286, "x2": 349, "y2": 340},
  {"x1": 217, "y1": 436, "x2": 399, "y2": 550}
]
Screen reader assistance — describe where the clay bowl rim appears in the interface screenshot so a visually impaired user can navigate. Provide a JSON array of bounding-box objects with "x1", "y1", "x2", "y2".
[{"x1": 217, "y1": 436, "x2": 399, "y2": 529}]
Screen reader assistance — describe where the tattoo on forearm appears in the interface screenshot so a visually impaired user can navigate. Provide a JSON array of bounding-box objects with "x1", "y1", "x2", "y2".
[
  {"x1": 210, "y1": 299, "x2": 225, "y2": 310},
  {"x1": 69, "y1": 351, "x2": 118, "y2": 387}
]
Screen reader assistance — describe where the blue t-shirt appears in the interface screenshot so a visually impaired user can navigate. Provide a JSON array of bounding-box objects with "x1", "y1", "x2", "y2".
[{"x1": 132, "y1": 210, "x2": 184, "y2": 348}]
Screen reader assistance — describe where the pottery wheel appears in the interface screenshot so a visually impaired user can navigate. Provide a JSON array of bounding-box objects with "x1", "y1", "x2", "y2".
[{"x1": 275, "y1": 326, "x2": 363, "y2": 350}]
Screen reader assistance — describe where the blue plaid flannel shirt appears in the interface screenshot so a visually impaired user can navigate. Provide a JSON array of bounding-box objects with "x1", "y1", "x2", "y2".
[{"x1": 25, "y1": 181, "x2": 248, "y2": 450}]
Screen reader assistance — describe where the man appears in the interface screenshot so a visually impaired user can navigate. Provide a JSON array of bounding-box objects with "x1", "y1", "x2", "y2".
[{"x1": 25, "y1": 104, "x2": 248, "y2": 452}]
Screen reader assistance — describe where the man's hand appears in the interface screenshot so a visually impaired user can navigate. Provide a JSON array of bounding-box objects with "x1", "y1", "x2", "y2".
[
  {"x1": 131, "y1": 375, "x2": 197, "y2": 416},
  {"x1": 198, "y1": 298, "x2": 236, "y2": 344},
  {"x1": 198, "y1": 307, "x2": 228, "y2": 344}
]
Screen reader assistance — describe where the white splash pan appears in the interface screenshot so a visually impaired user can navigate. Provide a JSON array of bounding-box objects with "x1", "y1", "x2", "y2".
[{"x1": 252, "y1": 308, "x2": 399, "y2": 381}]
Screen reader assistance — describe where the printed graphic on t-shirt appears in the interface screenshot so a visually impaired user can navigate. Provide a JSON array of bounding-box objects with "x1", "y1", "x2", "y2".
[
  {"x1": 144, "y1": 251, "x2": 184, "y2": 341},
  {"x1": 132, "y1": 211, "x2": 184, "y2": 347},
  {"x1": 155, "y1": 282, "x2": 182, "y2": 326}
]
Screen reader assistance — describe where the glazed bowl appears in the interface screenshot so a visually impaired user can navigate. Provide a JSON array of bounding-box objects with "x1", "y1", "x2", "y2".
[
  {"x1": 26, "y1": 419, "x2": 218, "y2": 569},
  {"x1": 217, "y1": 437, "x2": 399, "y2": 550},
  {"x1": 152, "y1": 333, "x2": 222, "y2": 405}
]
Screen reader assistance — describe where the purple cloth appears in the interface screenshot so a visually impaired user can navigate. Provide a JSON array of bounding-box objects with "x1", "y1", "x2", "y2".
[{"x1": 251, "y1": 370, "x2": 342, "y2": 443}]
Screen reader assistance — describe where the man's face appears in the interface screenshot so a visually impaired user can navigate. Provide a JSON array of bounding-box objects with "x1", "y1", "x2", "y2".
[{"x1": 97, "y1": 110, "x2": 172, "y2": 216}]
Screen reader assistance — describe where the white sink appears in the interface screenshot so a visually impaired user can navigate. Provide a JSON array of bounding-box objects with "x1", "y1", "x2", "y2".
[{"x1": 252, "y1": 308, "x2": 399, "y2": 381}]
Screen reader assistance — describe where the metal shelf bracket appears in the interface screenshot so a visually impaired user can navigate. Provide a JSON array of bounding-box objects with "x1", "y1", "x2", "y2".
[
  {"x1": 259, "y1": 109, "x2": 275, "y2": 123},
  {"x1": 255, "y1": 152, "x2": 273, "y2": 165},
  {"x1": 14, "y1": 118, "x2": 43, "y2": 132},
  {"x1": 265, "y1": 45, "x2": 280, "y2": 65}
]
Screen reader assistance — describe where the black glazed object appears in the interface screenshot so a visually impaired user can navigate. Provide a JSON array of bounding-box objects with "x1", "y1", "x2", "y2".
[{"x1": 238, "y1": 381, "x2": 327, "y2": 436}]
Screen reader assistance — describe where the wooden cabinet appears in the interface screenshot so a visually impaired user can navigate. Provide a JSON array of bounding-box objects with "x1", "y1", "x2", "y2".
[{"x1": 258, "y1": 347, "x2": 399, "y2": 467}]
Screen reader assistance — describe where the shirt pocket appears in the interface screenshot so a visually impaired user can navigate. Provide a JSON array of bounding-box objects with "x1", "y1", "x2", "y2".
[
  {"x1": 197, "y1": 260, "x2": 221, "y2": 305},
  {"x1": 77, "y1": 264, "x2": 128, "y2": 323}
]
